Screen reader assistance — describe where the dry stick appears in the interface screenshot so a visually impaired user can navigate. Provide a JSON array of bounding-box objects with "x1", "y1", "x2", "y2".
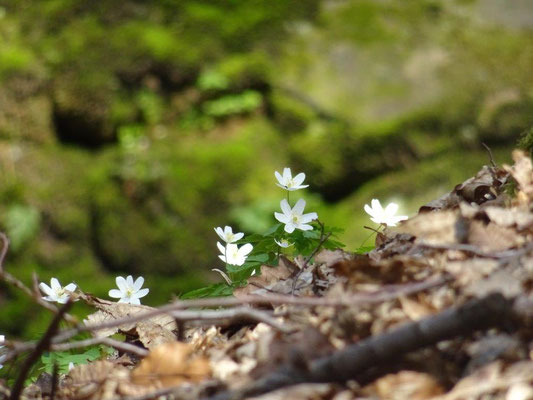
[
  {"x1": 49, "y1": 274, "x2": 449, "y2": 347},
  {"x1": 170, "y1": 307, "x2": 289, "y2": 332},
  {"x1": 206, "y1": 293, "x2": 514, "y2": 400},
  {"x1": 481, "y1": 142, "x2": 497, "y2": 168},
  {"x1": 9, "y1": 300, "x2": 74, "y2": 400},
  {"x1": 52, "y1": 337, "x2": 149, "y2": 357}
]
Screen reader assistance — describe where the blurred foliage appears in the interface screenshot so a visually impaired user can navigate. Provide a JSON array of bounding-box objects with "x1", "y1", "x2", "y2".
[{"x1": 0, "y1": 0, "x2": 532, "y2": 340}]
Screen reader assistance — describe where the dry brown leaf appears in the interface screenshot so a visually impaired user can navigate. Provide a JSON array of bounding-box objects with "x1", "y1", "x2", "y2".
[
  {"x1": 468, "y1": 220, "x2": 525, "y2": 252},
  {"x1": 81, "y1": 293, "x2": 176, "y2": 349},
  {"x1": 484, "y1": 206, "x2": 533, "y2": 230},
  {"x1": 132, "y1": 342, "x2": 211, "y2": 387},
  {"x1": 366, "y1": 371, "x2": 444, "y2": 400},
  {"x1": 396, "y1": 210, "x2": 459, "y2": 245},
  {"x1": 233, "y1": 256, "x2": 297, "y2": 297}
]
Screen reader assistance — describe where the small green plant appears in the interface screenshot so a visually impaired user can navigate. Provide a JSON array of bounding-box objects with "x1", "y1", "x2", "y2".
[{"x1": 182, "y1": 167, "x2": 346, "y2": 298}]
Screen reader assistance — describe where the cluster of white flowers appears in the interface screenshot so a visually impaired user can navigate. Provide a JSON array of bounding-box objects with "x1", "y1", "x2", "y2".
[
  {"x1": 38, "y1": 275, "x2": 149, "y2": 307},
  {"x1": 274, "y1": 168, "x2": 318, "y2": 234},
  {"x1": 214, "y1": 225, "x2": 253, "y2": 267}
]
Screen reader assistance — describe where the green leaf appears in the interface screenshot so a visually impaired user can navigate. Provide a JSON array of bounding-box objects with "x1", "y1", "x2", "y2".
[
  {"x1": 263, "y1": 223, "x2": 283, "y2": 236},
  {"x1": 40, "y1": 346, "x2": 104, "y2": 374},
  {"x1": 180, "y1": 283, "x2": 233, "y2": 299},
  {"x1": 245, "y1": 253, "x2": 269, "y2": 263},
  {"x1": 354, "y1": 245, "x2": 374, "y2": 254}
]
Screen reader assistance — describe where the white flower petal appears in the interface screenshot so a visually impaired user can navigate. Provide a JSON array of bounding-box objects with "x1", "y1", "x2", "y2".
[
  {"x1": 217, "y1": 241, "x2": 226, "y2": 255},
  {"x1": 218, "y1": 255, "x2": 227, "y2": 263},
  {"x1": 284, "y1": 223, "x2": 296, "y2": 234},
  {"x1": 233, "y1": 232, "x2": 244, "y2": 241},
  {"x1": 280, "y1": 199, "x2": 292, "y2": 215},
  {"x1": 109, "y1": 289, "x2": 123, "y2": 298},
  {"x1": 39, "y1": 283, "x2": 54, "y2": 297},
  {"x1": 64, "y1": 283, "x2": 77, "y2": 292},
  {"x1": 282, "y1": 167, "x2": 291, "y2": 182},
  {"x1": 116, "y1": 276, "x2": 127, "y2": 292},
  {"x1": 293, "y1": 172, "x2": 306, "y2": 186},
  {"x1": 274, "y1": 171, "x2": 284, "y2": 185},
  {"x1": 129, "y1": 298, "x2": 141, "y2": 305},
  {"x1": 133, "y1": 276, "x2": 144, "y2": 291},
  {"x1": 298, "y1": 224, "x2": 314, "y2": 231},
  {"x1": 274, "y1": 212, "x2": 290, "y2": 224},
  {"x1": 238, "y1": 243, "x2": 253, "y2": 257},
  {"x1": 384, "y1": 202, "x2": 399, "y2": 216},
  {"x1": 292, "y1": 199, "x2": 306, "y2": 215},
  {"x1": 371, "y1": 199, "x2": 384, "y2": 214},
  {"x1": 300, "y1": 212, "x2": 318, "y2": 223},
  {"x1": 214, "y1": 227, "x2": 224, "y2": 240},
  {"x1": 50, "y1": 278, "x2": 61, "y2": 291},
  {"x1": 364, "y1": 203, "x2": 376, "y2": 218},
  {"x1": 126, "y1": 275, "x2": 134, "y2": 287},
  {"x1": 135, "y1": 288, "x2": 149, "y2": 298}
]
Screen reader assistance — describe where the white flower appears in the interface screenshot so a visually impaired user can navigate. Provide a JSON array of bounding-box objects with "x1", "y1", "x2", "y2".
[
  {"x1": 214, "y1": 226, "x2": 244, "y2": 243},
  {"x1": 0, "y1": 335, "x2": 5, "y2": 370},
  {"x1": 275, "y1": 168, "x2": 309, "y2": 191},
  {"x1": 274, "y1": 199, "x2": 318, "y2": 233},
  {"x1": 364, "y1": 199, "x2": 408, "y2": 227},
  {"x1": 217, "y1": 242, "x2": 253, "y2": 266},
  {"x1": 108, "y1": 276, "x2": 149, "y2": 305},
  {"x1": 39, "y1": 278, "x2": 77, "y2": 304},
  {"x1": 68, "y1": 362, "x2": 75, "y2": 372},
  {"x1": 274, "y1": 238, "x2": 294, "y2": 248}
]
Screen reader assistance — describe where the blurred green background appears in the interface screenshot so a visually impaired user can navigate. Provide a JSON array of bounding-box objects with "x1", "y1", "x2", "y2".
[{"x1": 1, "y1": 0, "x2": 532, "y2": 338}]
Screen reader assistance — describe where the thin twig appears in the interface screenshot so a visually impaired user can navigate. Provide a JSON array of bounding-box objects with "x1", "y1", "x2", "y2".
[
  {"x1": 10, "y1": 300, "x2": 73, "y2": 400},
  {"x1": 51, "y1": 337, "x2": 149, "y2": 357},
  {"x1": 481, "y1": 142, "x2": 497, "y2": 168},
  {"x1": 170, "y1": 307, "x2": 290, "y2": 333},
  {"x1": 47, "y1": 274, "x2": 449, "y2": 348}
]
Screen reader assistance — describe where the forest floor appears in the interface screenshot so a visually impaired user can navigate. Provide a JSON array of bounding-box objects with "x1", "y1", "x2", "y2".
[{"x1": 1, "y1": 150, "x2": 533, "y2": 400}]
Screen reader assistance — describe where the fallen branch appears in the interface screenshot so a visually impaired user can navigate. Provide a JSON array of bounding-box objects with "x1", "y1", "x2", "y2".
[{"x1": 206, "y1": 293, "x2": 514, "y2": 400}]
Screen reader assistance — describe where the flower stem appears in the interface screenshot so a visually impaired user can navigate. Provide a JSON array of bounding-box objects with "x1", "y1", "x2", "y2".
[
  {"x1": 286, "y1": 191, "x2": 290, "y2": 205},
  {"x1": 359, "y1": 224, "x2": 384, "y2": 248}
]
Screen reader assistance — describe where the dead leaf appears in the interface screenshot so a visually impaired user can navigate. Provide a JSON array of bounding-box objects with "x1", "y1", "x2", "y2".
[
  {"x1": 81, "y1": 293, "x2": 177, "y2": 349},
  {"x1": 132, "y1": 342, "x2": 211, "y2": 387},
  {"x1": 367, "y1": 371, "x2": 444, "y2": 400}
]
